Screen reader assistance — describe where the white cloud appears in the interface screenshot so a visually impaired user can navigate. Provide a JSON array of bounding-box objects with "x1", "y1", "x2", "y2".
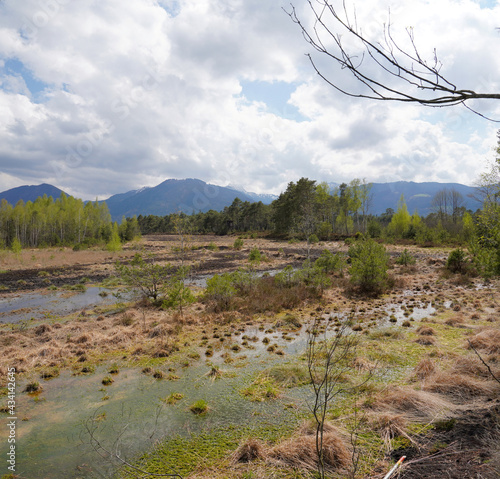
[{"x1": 0, "y1": 0, "x2": 498, "y2": 200}]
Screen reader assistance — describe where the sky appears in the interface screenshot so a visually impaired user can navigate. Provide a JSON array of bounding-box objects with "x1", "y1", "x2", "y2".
[{"x1": 0, "y1": 0, "x2": 499, "y2": 200}]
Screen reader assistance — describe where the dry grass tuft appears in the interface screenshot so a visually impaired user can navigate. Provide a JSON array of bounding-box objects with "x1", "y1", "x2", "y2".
[
  {"x1": 34, "y1": 324, "x2": 52, "y2": 335},
  {"x1": 413, "y1": 358, "x2": 436, "y2": 379},
  {"x1": 369, "y1": 386, "x2": 452, "y2": 419},
  {"x1": 368, "y1": 412, "x2": 413, "y2": 452},
  {"x1": 352, "y1": 356, "x2": 376, "y2": 372},
  {"x1": 444, "y1": 315, "x2": 465, "y2": 327},
  {"x1": 232, "y1": 438, "x2": 266, "y2": 463},
  {"x1": 423, "y1": 371, "x2": 498, "y2": 399},
  {"x1": 416, "y1": 326, "x2": 436, "y2": 336},
  {"x1": 451, "y1": 355, "x2": 500, "y2": 379},
  {"x1": 414, "y1": 336, "x2": 436, "y2": 346},
  {"x1": 267, "y1": 422, "x2": 350, "y2": 474},
  {"x1": 467, "y1": 329, "x2": 500, "y2": 354}
]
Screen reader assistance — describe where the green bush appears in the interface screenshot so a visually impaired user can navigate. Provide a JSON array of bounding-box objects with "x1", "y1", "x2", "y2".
[
  {"x1": 10, "y1": 237, "x2": 22, "y2": 254},
  {"x1": 314, "y1": 249, "x2": 346, "y2": 275},
  {"x1": 206, "y1": 242, "x2": 218, "y2": 251},
  {"x1": 274, "y1": 265, "x2": 298, "y2": 288},
  {"x1": 367, "y1": 220, "x2": 382, "y2": 238},
  {"x1": 446, "y1": 248, "x2": 468, "y2": 274},
  {"x1": 348, "y1": 239, "x2": 389, "y2": 295},
  {"x1": 395, "y1": 249, "x2": 416, "y2": 266},
  {"x1": 205, "y1": 273, "x2": 237, "y2": 311},
  {"x1": 233, "y1": 238, "x2": 244, "y2": 250},
  {"x1": 162, "y1": 279, "x2": 195, "y2": 312},
  {"x1": 298, "y1": 261, "x2": 331, "y2": 291},
  {"x1": 115, "y1": 253, "x2": 172, "y2": 304},
  {"x1": 228, "y1": 268, "x2": 257, "y2": 294},
  {"x1": 248, "y1": 248, "x2": 262, "y2": 263},
  {"x1": 308, "y1": 234, "x2": 319, "y2": 244}
]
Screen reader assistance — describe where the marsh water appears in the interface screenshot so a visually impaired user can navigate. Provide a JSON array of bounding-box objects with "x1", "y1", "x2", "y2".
[
  {"x1": 1, "y1": 337, "x2": 308, "y2": 479},
  {"x1": 0, "y1": 287, "x2": 129, "y2": 324},
  {"x1": 0, "y1": 278, "x2": 446, "y2": 479}
]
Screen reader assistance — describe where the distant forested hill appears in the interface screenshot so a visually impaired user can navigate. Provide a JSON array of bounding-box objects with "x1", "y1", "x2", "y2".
[{"x1": 0, "y1": 183, "x2": 67, "y2": 204}]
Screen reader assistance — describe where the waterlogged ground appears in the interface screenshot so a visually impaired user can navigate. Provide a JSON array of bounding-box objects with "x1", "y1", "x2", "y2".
[
  {"x1": 0, "y1": 235, "x2": 499, "y2": 479},
  {"x1": 1, "y1": 325, "x2": 311, "y2": 479},
  {"x1": 0, "y1": 287, "x2": 129, "y2": 324}
]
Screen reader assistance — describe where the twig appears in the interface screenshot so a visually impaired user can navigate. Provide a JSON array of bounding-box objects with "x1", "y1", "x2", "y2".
[{"x1": 468, "y1": 339, "x2": 500, "y2": 385}]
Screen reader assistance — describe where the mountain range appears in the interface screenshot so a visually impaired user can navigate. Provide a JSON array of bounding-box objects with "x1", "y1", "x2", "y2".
[{"x1": 0, "y1": 178, "x2": 482, "y2": 221}]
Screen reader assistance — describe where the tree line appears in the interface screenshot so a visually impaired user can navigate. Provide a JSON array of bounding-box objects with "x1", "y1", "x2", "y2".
[
  {"x1": 0, "y1": 194, "x2": 115, "y2": 249},
  {"x1": 136, "y1": 178, "x2": 475, "y2": 244}
]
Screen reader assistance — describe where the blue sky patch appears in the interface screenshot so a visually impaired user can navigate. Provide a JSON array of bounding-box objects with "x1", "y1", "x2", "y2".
[
  {"x1": 239, "y1": 80, "x2": 308, "y2": 122},
  {"x1": 158, "y1": 0, "x2": 180, "y2": 17},
  {"x1": 2, "y1": 58, "x2": 48, "y2": 100},
  {"x1": 477, "y1": 0, "x2": 498, "y2": 8}
]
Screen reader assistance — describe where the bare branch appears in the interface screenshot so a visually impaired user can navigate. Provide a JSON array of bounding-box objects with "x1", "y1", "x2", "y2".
[
  {"x1": 468, "y1": 339, "x2": 500, "y2": 386},
  {"x1": 83, "y1": 409, "x2": 183, "y2": 478},
  {"x1": 284, "y1": 1, "x2": 500, "y2": 117}
]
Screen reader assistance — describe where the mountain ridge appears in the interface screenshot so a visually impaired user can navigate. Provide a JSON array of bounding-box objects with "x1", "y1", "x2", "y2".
[{"x1": 0, "y1": 178, "x2": 482, "y2": 220}]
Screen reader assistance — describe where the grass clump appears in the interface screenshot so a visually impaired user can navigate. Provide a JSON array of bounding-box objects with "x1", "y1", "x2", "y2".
[
  {"x1": 24, "y1": 381, "x2": 42, "y2": 394},
  {"x1": 40, "y1": 367, "x2": 60, "y2": 380},
  {"x1": 189, "y1": 399, "x2": 209, "y2": 415},
  {"x1": 266, "y1": 364, "x2": 309, "y2": 388},
  {"x1": 241, "y1": 375, "x2": 280, "y2": 402},
  {"x1": 101, "y1": 376, "x2": 114, "y2": 386},
  {"x1": 164, "y1": 392, "x2": 184, "y2": 405}
]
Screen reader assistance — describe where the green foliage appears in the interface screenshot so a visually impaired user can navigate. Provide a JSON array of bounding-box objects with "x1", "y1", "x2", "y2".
[
  {"x1": 228, "y1": 268, "x2": 258, "y2": 294},
  {"x1": 275, "y1": 262, "x2": 331, "y2": 292},
  {"x1": 119, "y1": 216, "x2": 141, "y2": 242},
  {"x1": 308, "y1": 234, "x2": 319, "y2": 244},
  {"x1": 189, "y1": 399, "x2": 209, "y2": 415},
  {"x1": 10, "y1": 237, "x2": 22, "y2": 254},
  {"x1": 204, "y1": 273, "x2": 237, "y2": 311},
  {"x1": 0, "y1": 195, "x2": 112, "y2": 248},
  {"x1": 446, "y1": 248, "x2": 469, "y2": 274},
  {"x1": 296, "y1": 260, "x2": 332, "y2": 291},
  {"x1": 162, "y1": 266, "x2": 195, "y2": 313},
  {"x1": 106, "y1": 223, "x2": 122, "y2": 252},
  {"x1": 367, "y1": 219, "x2": 382, "y2": 238},
  {"x1": 395, "y1": 249, "x2": 416, "y2": 266},
  {"x1": 317, "y1": 221, "x2": 333, "y2": 240},
  {"x1": 314, "y1": 249, "x2": 346, "y2": 275},
  {"x1": 233, "y1": 237, "x2": 244, "y2": 250},
  {"x1": 116, "y1": 253, "x2": 172, "y2": 304},
  {"x1": 388, "y1": 195, "x2": 411, "y2": 238},
  {"x1": 248, "y1": 247, "x2": 262, "y2": 263},
  {"x1": 274, "y1": 265, "x2": 298, "y2": 288},
  {"x1": 206, "y1": 241, "x2": 218, "y2": 251},
  {"x1": 348, "y1": 239, "x2": 389, "y2": 294}
]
